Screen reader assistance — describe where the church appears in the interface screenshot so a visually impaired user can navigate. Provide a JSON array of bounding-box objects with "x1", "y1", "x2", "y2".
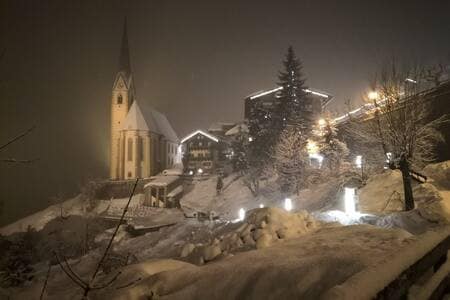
[{"x1": 110, "y1": 22, "x2": 179, "y2": 180}]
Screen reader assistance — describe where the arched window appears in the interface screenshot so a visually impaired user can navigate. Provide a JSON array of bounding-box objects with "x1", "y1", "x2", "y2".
[
  {"x1": 127, "y1": 138, "x2": 133, "y2": 161},
  {"x1": 117, "y1": 94, "x2": 123, "y2": 104},
  {"x1": 137, "y1": 137, "x2": 144, "y2": 161}
]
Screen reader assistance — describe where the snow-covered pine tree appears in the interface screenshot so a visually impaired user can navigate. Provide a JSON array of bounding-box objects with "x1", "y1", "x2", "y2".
[
  {"x1": 246, "y1": 101, "x2": 276, "y2": 194},
  {"x1": 273, "y1": 125, "x2": 310, "y2": 194},
  {"x1": 276, "y1": 46, "x2": 309, "y2": 133},
  {"x1": 230, "y1": 125, "x2": 249, "y2": 174},
  {"x1": 318, "y1": 118, "x2": 349, "y2": 174}
]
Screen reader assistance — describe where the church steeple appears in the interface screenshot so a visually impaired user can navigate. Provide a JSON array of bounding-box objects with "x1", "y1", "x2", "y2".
[
  {"x1": 110, "y1": 18, "x2": 135, "y2": 180},
  {"x1": 118, "y1": 18, "x2": 131, "y2": 76}
]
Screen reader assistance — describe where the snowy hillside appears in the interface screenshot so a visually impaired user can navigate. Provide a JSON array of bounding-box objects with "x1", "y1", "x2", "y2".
[{"x1": 2, "y1": 162, "x2": 450, "y2": 299}]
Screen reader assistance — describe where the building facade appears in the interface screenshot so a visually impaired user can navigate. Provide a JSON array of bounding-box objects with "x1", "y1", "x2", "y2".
[
  {"x1": 244, "y1": 86, "x2": 333, "y2": 122},
  {"x1": 180, "y1": 130, "x2": 220, "y2": 174},
  {"x1": 110, "y1": 22, "x2": 178, "y2": 180}
]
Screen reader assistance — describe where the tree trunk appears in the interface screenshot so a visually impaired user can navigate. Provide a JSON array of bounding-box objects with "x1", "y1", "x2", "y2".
[{"x1": 399, "y1": 154, "x2": 414, "y2": 211}]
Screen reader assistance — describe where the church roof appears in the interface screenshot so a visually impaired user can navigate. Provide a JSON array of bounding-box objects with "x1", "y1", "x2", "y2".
[{"x1": 121, "y1": 101, "x2": 179, "y2": 142}]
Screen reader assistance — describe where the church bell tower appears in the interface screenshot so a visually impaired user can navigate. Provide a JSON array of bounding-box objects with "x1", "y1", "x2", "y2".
[{"x1": 110, "y1": 19, "x2": 135, "y2": 179}]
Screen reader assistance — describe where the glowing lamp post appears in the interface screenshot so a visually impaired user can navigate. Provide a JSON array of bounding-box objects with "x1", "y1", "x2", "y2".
[
  {"x1": 344, "y1": 187, "x2": 356, "y2": 215},
  {"x1": 238, "y1": 208, "x2": 245, "y2": 221},
  {"x1": 259, "y1": 204, "x2": 264, "y2": 208},
  {"x1": 368, "y1": 91, "x2": 379, "y2": 100},
  {"x1": 284, "y1": 198, "x2": 292, "y2": 212}
]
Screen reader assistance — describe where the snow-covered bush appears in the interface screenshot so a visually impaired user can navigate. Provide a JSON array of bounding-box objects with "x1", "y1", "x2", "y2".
[{"x1": 273, "y1": 126, "x2": 310, "y2": 194}]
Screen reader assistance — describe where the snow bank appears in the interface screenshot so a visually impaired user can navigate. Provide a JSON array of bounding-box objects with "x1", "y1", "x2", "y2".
[
  {"x1": 94, "y1": 259, "x2": 194, "y2": 299},
  {"x1": 180, "y1": 208, "x2": 321, "y2": 265},
  {"x1": 358, "y1": 170, "x2": 404, "y2": 212},
  {"x1": 100, "y1": 224, "x2": 415, "y2": 300},
  {"x1": 422, "y1": 161, "x2": 450, "y2": 190}
]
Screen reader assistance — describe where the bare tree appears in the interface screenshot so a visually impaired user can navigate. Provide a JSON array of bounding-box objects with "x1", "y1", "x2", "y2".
[
  {"x1": 54, "y1": 178, "x2": 139, "y2": 298},
  {"x1": 347, "y1": 62, "x2": 450, "y2": 210},
  {"x1": 0, "y1": 125, "x2": 38, "y2": 163}
]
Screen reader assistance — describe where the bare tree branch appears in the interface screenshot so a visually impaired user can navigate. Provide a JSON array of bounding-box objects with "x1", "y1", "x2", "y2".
[
  {"x1": 0, "y1": 125, "x2": 36, "y2": 152},
  {"x1": 51, "y1": 178, "x2": 140, "y2": 298},
  {"x1": 0, "y1": 158, "x2": 39, "y2": 163},
  {"x1": 39, "y1": 264, "x2": 52, "y2": 300}
]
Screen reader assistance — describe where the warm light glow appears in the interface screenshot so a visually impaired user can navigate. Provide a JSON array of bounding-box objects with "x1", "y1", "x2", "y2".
[
  {"x1": 259, "y1": 204, "x2": 264, "y2": 208},
  {"x1": 188, "y1": 170, "x2": 194, "y2": 175},
  {"x1": 368, "y1": 91, "x2": 379, "y2": 100},
  {"x1": 318, "y1": 118, "x2": 326, "y2": 127},
  {"x1": 405, "y1": 78, "x2": 417, "y2": 84},
  {"x1": 238, "y1": 208, "x2": 245, "y2": 221},
  {"x1": 355, "y1": 155, "x2": 362, "y2": 168},
  {"x1": 307, "y1": 140, "x2": 318, "y2": 154},
  {"x1": 344, "y1": 187, "x2": 356, "y2": 215},
  {"x1": 248, "y1": 137, "x2": 253, "y2": 142},
  {"x1": 305, "y1": 89, "x2": 329, "y2": 98},
  {"x1": 284, "y1": 198, "x2": 292, "y2": 211},
  {"x1": 180, "y1": 130, "x2": 219, "y2": 144},
  {"x1": 197, "y1": 168, "x2": 203, "y2": 174},
  {"x1": 249, "y1": 87, "x2": 283, "y2": 100},
  {"x1": 309, "y1": 153, "x2": 324, "y2": 167}
]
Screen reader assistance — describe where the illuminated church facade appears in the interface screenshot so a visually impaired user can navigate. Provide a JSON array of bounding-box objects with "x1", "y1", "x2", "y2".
[{"x1": 110, "y1": 22, "x2": 179, "y2": 180}]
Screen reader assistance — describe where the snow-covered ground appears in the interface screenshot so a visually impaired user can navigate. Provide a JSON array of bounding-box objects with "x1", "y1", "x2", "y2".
[{"x1": 2, "y1": 161, "x2": 450, "y2": 299}]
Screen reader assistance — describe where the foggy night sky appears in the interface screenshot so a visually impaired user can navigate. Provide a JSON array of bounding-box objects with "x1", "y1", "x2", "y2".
[{"x1": 0, "y1": 0, "x2": 449, "y2": 225}]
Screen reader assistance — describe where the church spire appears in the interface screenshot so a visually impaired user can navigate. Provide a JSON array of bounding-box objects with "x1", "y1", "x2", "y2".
[{"x1": 118, "y1": 18, "x2": 131, "y2": 76}]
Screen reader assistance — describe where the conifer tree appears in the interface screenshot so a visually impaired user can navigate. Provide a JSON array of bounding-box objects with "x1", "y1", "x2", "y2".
[{"x1": 276, "y1": 46, "x2": 308, "y2": 132}]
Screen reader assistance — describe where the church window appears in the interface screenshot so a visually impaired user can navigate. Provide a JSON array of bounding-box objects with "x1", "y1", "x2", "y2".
[
  {"x1": 127, "y1": 138, "x2": 133, "y2": 161},
  {"x1": 137, "y1": 137, "x2": 144, "y2": 161},
  {"x1": 118, "y1": 94, "x2": 123, "y2": 104}
]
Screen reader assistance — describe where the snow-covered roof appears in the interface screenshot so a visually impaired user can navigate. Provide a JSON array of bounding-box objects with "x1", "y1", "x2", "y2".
[
  {"x1": 167, "y1": 185, "x2": 183, "y2": 198},
  {"x1": 144, "y1": 175, "x2": 180, "y2": 188},
  {"x1": 121, "y1": 101, "x2": 149, "y2": 131},
  {"x1": 180, "y1": 130, "x2": 219, "y2": 144},
  {"x1": 208, "y1": 122, "x2": 236, "y2": 132},
  {"x1": 225, "y1": 123, "x2": 249, "y2": 136},
  {"x1": 246, "y1": 86, "x2": 333, "y2": 101},
  {"x1": 121, "y1": 101, "x2": 178, "y2": 142}
]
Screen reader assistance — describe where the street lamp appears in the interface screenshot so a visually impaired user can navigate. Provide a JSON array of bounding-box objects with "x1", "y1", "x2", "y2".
[
  {"x1": 284, "y1": 198, "x2": 292, "y2": 211},
  {"x1": 344, "y1": 187, "x2": 356, "y2": 215},
  {"x1": 368, "y1": 91, "x2": 379, "y2": 100},
  {"x1": 238, "y1": 208, "x2": 245, "y2": 221}
]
